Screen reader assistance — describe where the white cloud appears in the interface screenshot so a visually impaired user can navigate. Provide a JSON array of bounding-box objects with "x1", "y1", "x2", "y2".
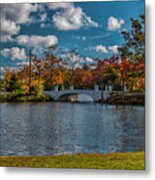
[
  {"x1": 52, "y1": 3, "x2": 99, "y2": 30},
  {"x1": 108, "y1": 16, "x2": 125, "y2": 30},
  {"x1": 47, "y1": 2, "x2": 72, "y2": 10},
  {"x1": 16, "y1": 35, "x2": 58, "y2": 48},
  {"x1": 74, "y1": 63, "x2": 83, "y2": 69},
  {"x1": 1, "y1": 3, "x2": 38, "y2": 24},
  {"x1": 17, "y1": 62, "x2": 30, "y2": 66},
  {"x1": 90, "y1": 64, "x2": 97, "y2": 70},
  {"x1": 0, "y1": 66, "x2": 20, "y2": 73},
  {"x1": 64, "y1": 51, "x2": 86, "y2": 66},
  {"x1": 95, "y1": 45, "x2": 108, "y2": 53},
  {"x1": 62, "y1": 51, "x2": 94, "y2": 69},
  {"x1": 85, "y1": 57, "x2": 93, "y2": 63},
  {"x1": 1, "y1": 18, "x2": 20, "y2": 36},
  {"x1": 1, "y1": 3, "x2": 38, "y2": 42},
  {"x1": 39, "y1": 13, "x2": 47, "y2": 22},
  {"x1": 87, "y1": 44, "x2": 121, "y2": 54},
  {"x1": 83, "y1": 15, "x2": 99, "y2": 28},
  {"x1": 53, "y1": 6, "x2": 83, "y2": 30},
  {"x1": 109, "y1": 45, "x2": 119, "y2": 53},
  {"x1": 0, "y1": 35, "x2": 15, "y2": 43},
  {"x1": 1, "y1": 47, "x2": 27, "y2": 61},
  {"x1": 89, "y1": 33, "x2": 111, "y2": 40},
  {"x1": 65, "y1": 52, "x2": 81, "y2": 63},
  {"x1": 0, "y1": 67, "x2": 5, "y2": 74}
]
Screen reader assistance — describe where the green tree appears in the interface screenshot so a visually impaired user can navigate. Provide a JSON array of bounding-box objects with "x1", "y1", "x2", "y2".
[
  {"x1": 118, "y1": 14, "x2": 145, "y2": 62},
  {"x1": 6, "y1": 74, "x2": 21, "y2": 92}
]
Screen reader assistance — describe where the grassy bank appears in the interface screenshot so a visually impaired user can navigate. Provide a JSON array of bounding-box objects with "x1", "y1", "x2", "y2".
[{"x1": 0, "y1": 152, "x2": 144, "y2": 170}]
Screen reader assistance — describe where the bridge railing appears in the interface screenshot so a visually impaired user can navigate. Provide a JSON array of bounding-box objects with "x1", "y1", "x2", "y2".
[{"x1": 51, "y1": 84, "x2": 128, "y2": 92}]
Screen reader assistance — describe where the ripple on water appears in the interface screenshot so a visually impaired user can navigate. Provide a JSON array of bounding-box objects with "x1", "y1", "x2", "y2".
[{"x1": 0, "y1": 103, "x2": 145, "y2": 156}]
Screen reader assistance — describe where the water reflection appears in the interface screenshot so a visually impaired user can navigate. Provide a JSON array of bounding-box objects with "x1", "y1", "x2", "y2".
[
  {"x1": 0, "y1": 103, "x2": 144, "y2": 156},
  {"x1": 77, "y1": 94, "x2": 93, "y2": 102}
]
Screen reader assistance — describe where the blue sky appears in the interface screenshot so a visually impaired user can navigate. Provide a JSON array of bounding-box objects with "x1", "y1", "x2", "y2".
[{"x1": 0, "y1": 0, "x2": 144, "y2": 71}]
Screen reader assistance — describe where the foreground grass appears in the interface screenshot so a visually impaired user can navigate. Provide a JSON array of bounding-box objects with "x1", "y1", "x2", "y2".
[{"x1": 0, "y1": 152, "x2": 144, "y2": 170}]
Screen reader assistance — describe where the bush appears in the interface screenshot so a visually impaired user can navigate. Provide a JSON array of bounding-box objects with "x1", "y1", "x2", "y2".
[
  {"x1": 104, "y1": 92, "x2": 144, "y2": 106},
  {"x1": 30, "y1": 80, "x2": 44, "y2": 96},
  {"x1": 6, "y1": 74, "x2": 22, "y2": 92},
  {"x1": 18, "y1": 94, "x2": 53, "y2": 102},
  {"x1": 0, "y1": 92, "x2": 53, "y2": 103},
  {"x1": 0, "y1": 94, "x2": 7, "y2": 102}
]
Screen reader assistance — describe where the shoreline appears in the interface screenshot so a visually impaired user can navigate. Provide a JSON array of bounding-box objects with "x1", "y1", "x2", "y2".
[
  {"x1": 0, "y1": 92, "x2": 145, "y2": 106},
  {"x1": 0, "y1": 101, "x2": 145, "y2": 107}
]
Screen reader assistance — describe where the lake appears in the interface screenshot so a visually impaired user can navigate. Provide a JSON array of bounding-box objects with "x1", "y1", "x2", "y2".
[{"x1": 0, "y1": 102, "x2": 145, "y2": 156}]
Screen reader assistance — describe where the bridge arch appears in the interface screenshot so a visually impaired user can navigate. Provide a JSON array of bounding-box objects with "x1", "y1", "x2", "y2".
[
  {"x1": 58, "y1": 93, "x2": 94, "y2": 102},
  {"x1": 43, "y1": 89, "x2": 110, "y2": 102}
]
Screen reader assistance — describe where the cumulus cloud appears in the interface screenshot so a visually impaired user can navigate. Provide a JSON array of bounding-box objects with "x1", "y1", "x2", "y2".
[
  {"x1": 0, "y1": 35, "x2": 15, "y2": 43},
  {"x1": 47, "y1": 2, "x2": 72, "y2": 10},
  {"x1": 52, "y1": 3, "x2": 99, "y2": 30},
  {"x1": 65, "y1": 52, "x2": 82, "y2": 63},
  {"x1": 87, "y1": 44, "x2": 120, "y2": 54},
  {"x1": 0, "y1": 66, "x2": 20, "y2": 74},
  {"x1": 0, "y1": 67, "x2": 5, "y2": 74},
  {"x1": 90, "y1": 64, "x2": 97, "y2": 70},
  {"x1": 17, "y1": 62, "x2": 30, "y2": 66},
  {"x1": 53, "y1": 8, "x2": 82, "y2": 30},
  {"x1": 74, "y1": 63, "x2": 83, "y2": 69},
  {"x1": 16, "y1": 35, "x2": 58, "y2": 47},
  {"x1": 108, "y1": 16, "x2": 125, "y2": 30},
  {"x1": 1, "y1": 3, "x2": 38, "y2": 24},
  {"x1": 1, "y1": 47, "x2": 27, "y2": 61},
  {"x1": 84, "y1": 15, "x2": 99, "y2": 27},
  {"x1": 109, "y1": 45, "x2": 119, "y2": 53},
  {"x1": 85, "y1": 57, "x2": 93, "y2": 63},
  {"x1": 1, "y1": 18, "x2": 20, "y2": 36},
  {"x1": 95, "y1": 45, "x2": 108, "y2": 53},
  {"x1": 1, "y1": 3, "x2": 38, "y2": 42}
]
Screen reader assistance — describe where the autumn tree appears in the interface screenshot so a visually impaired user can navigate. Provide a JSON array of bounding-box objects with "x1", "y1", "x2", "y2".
[
  {"x1": 43, "y1": 52, "x2": 68, "y2": 90},
  {"x1": 74, "y1": 68, "x2": 93, "y2": 89},
  {"x1": 118, "y1": 14, "x2": 145, "y2": 91},
  {"x1": 94, "y1": 56, "x2": 120, "y2": 90},
  {"x1": 43, "y1": 54, "x2": 59, "y2": 89},
  {"x1": 63, "y1": 49, "x2": 83, "y2": 87}
]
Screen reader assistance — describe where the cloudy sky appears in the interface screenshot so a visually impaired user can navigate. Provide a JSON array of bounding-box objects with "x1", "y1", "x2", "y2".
[{"x1": 0, "y1": 0, "x2": 144, "y2": 70}]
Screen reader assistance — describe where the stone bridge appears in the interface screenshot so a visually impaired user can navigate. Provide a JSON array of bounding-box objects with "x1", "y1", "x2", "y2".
[{"x1": 43, "y1": 89, "x2": 111, "y2": 101}]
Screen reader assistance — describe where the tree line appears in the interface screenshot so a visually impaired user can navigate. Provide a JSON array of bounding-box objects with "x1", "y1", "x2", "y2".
[{"x1": 1, "y1": 15, "x2": 144, "y2": 95}]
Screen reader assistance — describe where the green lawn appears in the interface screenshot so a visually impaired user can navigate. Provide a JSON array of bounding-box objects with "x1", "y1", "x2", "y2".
[{"x1": 0, "y1": 151, "x2": 144, "y2": 170}]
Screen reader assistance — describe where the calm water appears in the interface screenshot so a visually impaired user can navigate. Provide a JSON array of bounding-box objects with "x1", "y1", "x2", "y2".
[{"x1": 0, "y1": 102, "x2": 145, "y2": 156}]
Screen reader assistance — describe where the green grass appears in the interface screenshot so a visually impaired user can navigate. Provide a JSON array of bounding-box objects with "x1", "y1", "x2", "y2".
[{"x1": 0, "y1": 152, "x2": 144, "y2": 170}]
